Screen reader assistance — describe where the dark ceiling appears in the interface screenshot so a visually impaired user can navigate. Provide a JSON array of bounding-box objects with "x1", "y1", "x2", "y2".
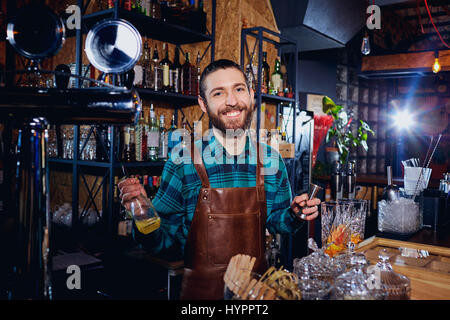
[{"x1": 270, "y1": 0, "x2": 450, "y2": 53}]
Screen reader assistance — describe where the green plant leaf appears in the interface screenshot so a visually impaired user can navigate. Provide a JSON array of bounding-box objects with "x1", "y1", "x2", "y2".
[{"x1": 322, "y1": 96, "x2": 336, "y2": 113}]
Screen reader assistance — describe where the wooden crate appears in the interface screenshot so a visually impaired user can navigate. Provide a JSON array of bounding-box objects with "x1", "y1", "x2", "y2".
[
  {"x1": 355, "y1": 237, "x2": 450, "y2": 300},
  {"x1": 278, "y1": 143, "x2": 295, "y2": 158}
]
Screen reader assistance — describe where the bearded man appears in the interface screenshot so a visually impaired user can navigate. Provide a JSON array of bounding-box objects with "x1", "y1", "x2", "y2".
[{"x1": 118, "y1": 59, "x2": 320, "y2": 300}]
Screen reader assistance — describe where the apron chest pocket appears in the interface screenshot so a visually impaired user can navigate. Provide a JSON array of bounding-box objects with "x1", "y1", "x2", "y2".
[{"x1": 207, "y1": 213, "x2": 261, "y2": 265}]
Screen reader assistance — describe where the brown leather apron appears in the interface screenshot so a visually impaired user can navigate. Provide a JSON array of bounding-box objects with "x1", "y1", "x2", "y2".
[{"x1": 180, "y1": 138, "x2": 267, "y2": 300}]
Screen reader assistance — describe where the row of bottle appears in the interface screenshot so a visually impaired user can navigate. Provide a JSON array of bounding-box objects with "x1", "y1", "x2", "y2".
[
  {"x1": 133, "y1": 42, "x2": 200, "y2": 96},
  {"x1": 246, "y1": 52, "x2": 294, "y2": 98},
  {"x1": 107, "y1": 0, "x2": 207, "y2": 33},
  {"x1": 266, "y1": 126, "x2": 287, "y2": 145},
  {"x1": 330, "y1": 160, "x2": 357, "y2": 200},
  {"x1": 121, "y1": 104, "x2": 182, "y2": 162}
]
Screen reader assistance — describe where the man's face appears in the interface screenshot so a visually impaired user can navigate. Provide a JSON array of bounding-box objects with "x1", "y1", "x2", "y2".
[{"x1": 198, "y1": 68, "x2": 255, "y2": 134}]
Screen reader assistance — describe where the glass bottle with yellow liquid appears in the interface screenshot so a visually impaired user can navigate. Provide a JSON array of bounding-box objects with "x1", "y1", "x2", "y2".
[
  {"x1": 121, "y1": 166, "x2": 160, "y2": 234},
  {"x1": 130, "y1": 193, "x2": 161, "y2": 234}
]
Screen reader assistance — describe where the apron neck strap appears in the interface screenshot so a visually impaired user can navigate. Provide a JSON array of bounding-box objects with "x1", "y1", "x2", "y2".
[{"x1": 191, "y1": 135, "x2": 210, "y2": 188}]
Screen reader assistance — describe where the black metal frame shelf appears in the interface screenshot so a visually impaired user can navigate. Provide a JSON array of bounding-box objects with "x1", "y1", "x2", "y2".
[
  {"x1": 260, "y1": 93, "x2": 295, "y2": 104},
  {"x1": 137, "y1": 88, "x2": 199, "y2": 106},
  {"x1": 67, "y1": 8, "x2": 214, "y2": 45}
]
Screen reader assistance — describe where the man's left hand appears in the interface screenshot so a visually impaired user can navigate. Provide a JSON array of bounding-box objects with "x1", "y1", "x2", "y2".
[{"x1": 290, "y1": 194, "x2": 321, "y2": 221}]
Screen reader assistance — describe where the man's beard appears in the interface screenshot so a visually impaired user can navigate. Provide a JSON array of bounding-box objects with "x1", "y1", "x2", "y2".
[{"x1": 206, "y1": 101, "x2": 254, "y2": 135}]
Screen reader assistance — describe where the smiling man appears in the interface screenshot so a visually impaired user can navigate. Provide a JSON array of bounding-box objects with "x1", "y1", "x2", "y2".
[{"x1": 118, "y1": 59, "x2": 320, "y2": 300}]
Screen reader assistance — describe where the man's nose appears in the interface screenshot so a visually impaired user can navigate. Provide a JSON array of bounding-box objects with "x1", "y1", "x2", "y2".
[{"x1": 225, "y1": 91, "x2": 238, "y2": 106}]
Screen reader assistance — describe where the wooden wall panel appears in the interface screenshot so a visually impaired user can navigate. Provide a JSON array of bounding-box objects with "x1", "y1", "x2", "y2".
[{"x1": 361, "y1": 50, "x2": 450, "y2": 72}]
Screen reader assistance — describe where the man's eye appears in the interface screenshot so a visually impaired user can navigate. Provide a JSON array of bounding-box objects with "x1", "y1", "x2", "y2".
[
  {"x1": 236, "y1": 87, "x2": 245, "y2": 92},
  {"x1": 213, "y1": 91, "x2": 222, "y2": 97}
]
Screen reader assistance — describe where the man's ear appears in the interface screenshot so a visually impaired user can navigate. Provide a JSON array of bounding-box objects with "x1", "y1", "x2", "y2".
[{"x1": 198, "y1": 96, "x2": 208, "y2": 113}]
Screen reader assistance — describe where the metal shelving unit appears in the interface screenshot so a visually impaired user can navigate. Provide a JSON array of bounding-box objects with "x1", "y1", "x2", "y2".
[
  {"x1": 241, "y1": 27, "x2": 317, "y2": 268},
  {"x1": 240, "y1": 26, "x2": 299, "y2": 190},
  {"x1": 49, "y1": 0, "x2": 216, "y2": 236}
]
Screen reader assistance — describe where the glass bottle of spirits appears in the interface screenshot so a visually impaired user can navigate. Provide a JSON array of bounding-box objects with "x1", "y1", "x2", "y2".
[
  {"x1": 123, "y1": 126, "x2": 135, "y2": 162},
  {"x1": 152, "y1": 44, "x2": 163, "y2": 91},
  {"x1": 133, "y1": 39, "x2": 147, "y2": 88},
  {"x1": 123, "y1": 0, "x2": 133, "y2": 11},
  {"x1": 281, "y1": 61, "x2": 288, "y2": 96},
  {"x1": 271, "y1": 56, "x2": 283, "y2": 95},
  {"x1": 170, "y1": 46, "x2": 182, "y2": 93},
  {"x1": 158, "y1": 114, "x2": 168, "y2": 160},
  {"x1": 167, "y1": 113, "x2": 178, "y2": 156},
  {"x1": 150, "y1": 0, "x2": 161, "y2": 19},
  {"x1": 194, "y1": 51, "x2": 201, "y2": 96},
  {"x1": 261, "y1": 51, "x2": 270, "y2": 94},
  {"x1": 135, "y1": 111, "x2": 143, "y2": 161},
  {"x1": 95, "y1": 125, "x2": 109, "y2": 162},
  {"x1": 160, "y1": 43, "x2": 172, "y2": 92},
  {"x1": 143, "y1": 41, "x2": 153, "y2": 88},
  {"x1": 147, "y1": 104, "x2": 160, "y2": 161},
  {"x1": 181, "y1": 52, "x2": 194, "y2": 95}
]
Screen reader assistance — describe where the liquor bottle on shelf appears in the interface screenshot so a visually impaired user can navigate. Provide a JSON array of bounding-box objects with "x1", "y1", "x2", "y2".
[
  {"x1": 150, "y1": 0, "x2": 161, "y2": 19},
  {"x1": 159, "y1": 114, "x2": 168, "y2": 161},
  {"x1": 152, "y1": 44, "x2": 163, "y2": 91},
  {"x1": 143, "y1": 42, "x2": 153, "y2": 89},
  {"x1": 135, "y1": 110, "x2": 147, "y2": 161},
  {"x1": 108, "y1": 0, "x2": 116, "y2": 9},
  {"x1": 281, "y1": 61, "x2": 288, "y2": 97},
  {"x1": 160, "y1": 43, "x2": 173, "y2": 92},
  {"x1": 123, "y1": 0, "x2": 133, "y2": 11},
  {"x1": 181, "y1": 52, "x2": 194, "y2": 95},
  {"x1": 95, "y1": 125, "x2": 109, "y2": 162},
  {"x1": 147, "y1": 104, "x2": 160, "y2": 161},
  {"x1": 149, "y1": 175, "x2": 160, "y2": 200},
  {"x1": 261, "y1": 51, "x2": 270, "y2": 94},
  {"x1": 195, "y1": 51, "x2": 201, "y2": 95},
  {"x1": 171, "y1": 46, "x2": 182, "y2": 93},
  {"x1": 169, "y1": 0, "x2": 189, "y2": 27},
  {"x1": 141, "y1": 0, "x2": 150, "y2": 16},
  {"x1": 133, "y1": 39, "x2": 147, "y2": 88},
  {"x1": 245, "y1": 53, "x2": 257, "y2": 91},
  {"x1": 123, "y1": 126, "x2": 136, "y2": 162},
  {"x1": 167, "y1": 113, "x2": 178, "y2": 156},
  {"x1": 271, "y1": 56, "x2": 282, "y2": 95},
  {"x1": 143, "y1": 174, "x2": 150, "y2": 195}
]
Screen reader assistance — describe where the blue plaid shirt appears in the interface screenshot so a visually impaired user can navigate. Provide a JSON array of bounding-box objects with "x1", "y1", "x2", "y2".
[{"x1": 133, "y1": 132, "x2": 304, "y2": 258}]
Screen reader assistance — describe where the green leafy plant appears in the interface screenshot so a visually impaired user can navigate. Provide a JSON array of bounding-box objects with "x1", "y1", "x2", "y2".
[{"x1": 322, "y1": 96, "x2": 375, "y2": 165}]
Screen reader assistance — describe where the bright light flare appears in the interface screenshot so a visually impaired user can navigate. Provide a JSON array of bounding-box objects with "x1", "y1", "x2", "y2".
[{"x1": 393, "y1": 110, "x2": 414, "y2": 130}]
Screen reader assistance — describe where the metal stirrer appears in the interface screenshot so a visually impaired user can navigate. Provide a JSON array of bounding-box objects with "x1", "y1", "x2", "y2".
[{"x1": 412, "y1": 134, "x2": 442, "y2": 200}]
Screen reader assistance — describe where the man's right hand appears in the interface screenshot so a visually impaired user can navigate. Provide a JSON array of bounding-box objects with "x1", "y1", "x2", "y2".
[{"x1": 118, "y1": 178, "x2": 147, "y2": 211}]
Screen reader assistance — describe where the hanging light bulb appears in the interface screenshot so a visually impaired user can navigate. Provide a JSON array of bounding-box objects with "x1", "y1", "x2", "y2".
[
  {"x1": 361, "y1": 31, "x2": 371, "y2": 55},
  {"x1": 432, "y1": 50, "x2": 441, "y2": 73}
]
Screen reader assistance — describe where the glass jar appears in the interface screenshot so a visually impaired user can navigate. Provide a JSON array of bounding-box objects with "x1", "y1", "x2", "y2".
[
  {"x1": 372, "y1": 249, "x2": 411, "y2": 300},
  {"x1": 293, "y1": 240, "x2": 346, "y2": 285},
  {"x1": 331, "y1": 260, "x2": 385, "y2": 300}
]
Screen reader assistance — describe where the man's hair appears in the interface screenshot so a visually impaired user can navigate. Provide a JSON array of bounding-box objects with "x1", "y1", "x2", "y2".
[{"x1": 199, "y1": 59, "x2": 249, "y2": 100}]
